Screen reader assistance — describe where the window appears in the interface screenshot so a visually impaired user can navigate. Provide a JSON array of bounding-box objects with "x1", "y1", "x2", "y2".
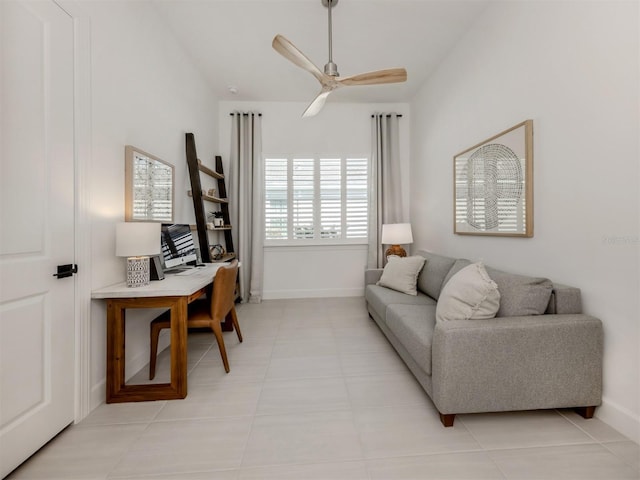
[{"x1": 264, "y1": 156, "x2": 368, "y2": 243}]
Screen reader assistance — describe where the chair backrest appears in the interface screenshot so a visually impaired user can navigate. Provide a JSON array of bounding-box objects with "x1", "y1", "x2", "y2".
[{"x1": 210, "y1": 260, "x2": 239, "y2": 321}]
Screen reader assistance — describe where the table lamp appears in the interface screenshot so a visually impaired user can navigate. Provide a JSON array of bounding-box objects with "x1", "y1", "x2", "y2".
[
  {"x1": 381, "y1": 223, "x2": 413, "y2": 258},
  {"x1": 116, "y1": 222, "x2": 161, "y2": 287}
]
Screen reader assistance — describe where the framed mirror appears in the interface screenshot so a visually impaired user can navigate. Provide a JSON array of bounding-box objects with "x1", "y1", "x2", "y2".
[
  {"x1": 125, "y1": 145, "x2": 174, "y2": 222},
  {"x1": 453, "y1": 120, "x2": 533, "y2": 237}
]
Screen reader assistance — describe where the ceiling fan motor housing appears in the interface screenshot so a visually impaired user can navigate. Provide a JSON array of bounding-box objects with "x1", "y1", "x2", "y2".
[{"x1": 324, "y1": 61, "x2": 339, "y2": 77}]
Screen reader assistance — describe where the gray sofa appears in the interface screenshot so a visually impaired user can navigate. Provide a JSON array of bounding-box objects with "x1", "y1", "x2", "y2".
[{"x1": 365, "y1": 250, "x2": 603, "y2": 427}]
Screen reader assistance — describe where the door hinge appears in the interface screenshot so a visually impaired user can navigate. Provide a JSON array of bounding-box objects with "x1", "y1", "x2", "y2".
[{"x1": 53, "y1": 264, "x2": 78, "y2": 279}]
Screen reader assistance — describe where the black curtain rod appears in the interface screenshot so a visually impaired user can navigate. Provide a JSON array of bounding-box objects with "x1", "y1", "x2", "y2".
[
  {"x1": 229, "y1": 113, "x2": 262, "y2": 117},
  {"x1": 371, "y1": 114, "x2": 403, "y2": 118}
]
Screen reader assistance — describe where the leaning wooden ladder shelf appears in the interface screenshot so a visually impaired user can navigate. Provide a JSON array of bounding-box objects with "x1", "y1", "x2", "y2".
[
  {"x1": 185, "y1": 132, "x2": 235, "y2": 264},
  {"x1": 185, "y1": 133, "x2": 240, "y2": 324}
]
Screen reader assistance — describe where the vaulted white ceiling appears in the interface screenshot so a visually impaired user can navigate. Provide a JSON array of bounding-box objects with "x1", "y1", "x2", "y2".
[{"x1": 152, "y1": 0, "x2": 490, "y2": 104}]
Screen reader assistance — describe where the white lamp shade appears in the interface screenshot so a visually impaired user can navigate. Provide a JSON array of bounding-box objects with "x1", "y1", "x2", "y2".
[
  {"x1": 381, "y1": 223, "x2": 413, "y2": 245},
  {"x1": 115, "y1": 222, "x2": 161, "y2": 257}
]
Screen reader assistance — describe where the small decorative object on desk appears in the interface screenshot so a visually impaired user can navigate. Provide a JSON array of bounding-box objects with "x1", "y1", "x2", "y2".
[
  {"x1": 209, "y1": 211, "x2": 224, "y2": 227},
  {"x1": 209, "y1": 244, "x2": 225, "y2": 260},
  {"x1": 115, "y1": 222, "x2": 161, "y2": 287}
]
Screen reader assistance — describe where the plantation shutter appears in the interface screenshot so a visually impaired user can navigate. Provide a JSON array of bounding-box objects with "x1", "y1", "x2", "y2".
[
  {"x1": 264, "y1": 156, "x2": 369, "y2": 242},
  {"x1": 345, "y1": 158, "x2": 368, "y2": 238},
  {"x1": 264, "y1": 158, "x2": 288, "y2": 240},
  {"x1": 320, "y1": 158, "x2": 341, "y2": 238},
  {"x1": 292, "y1": 158, "x2": 314, "y2": 239}
]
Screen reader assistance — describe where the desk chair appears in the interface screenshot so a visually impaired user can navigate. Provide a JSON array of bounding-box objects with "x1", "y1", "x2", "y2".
[{"x1": 149, "y1": 260, "x2": 242, "y2": 379}]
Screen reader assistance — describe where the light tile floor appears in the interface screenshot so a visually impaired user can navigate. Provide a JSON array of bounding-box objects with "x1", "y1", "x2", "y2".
[{"x1": 9, "y1": 298, "x2": 640, "y2": 480}]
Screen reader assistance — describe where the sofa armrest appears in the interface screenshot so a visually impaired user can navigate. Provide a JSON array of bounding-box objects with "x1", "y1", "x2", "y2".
[
  {"x1": 365, "y1": 268, "x2": 383, "y2": 285},
  {"x1": 431, "y1": 314, "x2": 603, "y2": 415},
  {"x1": 546, "y1": 283, "x2": 582, "y2": 314}
]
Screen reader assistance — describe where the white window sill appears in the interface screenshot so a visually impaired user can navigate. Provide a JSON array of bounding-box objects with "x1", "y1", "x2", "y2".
[{"x1": 264, "y1": 239, "x2": 368, "y2": 248}]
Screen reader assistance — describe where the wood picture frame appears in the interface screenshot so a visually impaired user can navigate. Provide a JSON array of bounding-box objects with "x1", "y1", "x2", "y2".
[
  {"x1": 453, "y1": 120, "x2": 533, "y2": 237},
  {"x1": 125, "y1": 145, "x2": 175, "y2": 223}
]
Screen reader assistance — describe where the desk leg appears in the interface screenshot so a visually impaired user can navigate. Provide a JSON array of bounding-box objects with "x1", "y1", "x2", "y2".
[
  {"x1": 170, "y1": 298, "x2": 188, "y2": 398},
  {"x1": 106, "y1": 300, "x2": 125, "y2": 403},
  {"x1": 105, "y1": 296, "x2": 189, "y2": 403}
]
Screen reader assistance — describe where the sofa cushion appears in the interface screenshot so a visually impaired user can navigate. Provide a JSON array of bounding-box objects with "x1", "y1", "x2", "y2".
[
  {"x1": 485, "y1": 267, "x2": 553, "y2": 317},
  {"x1": 377, "y1": 255, "x2": 426, "y2": 295},
  {"x1": 415, "y1": 251, "x2": 457, "y2": 300},
  {"x1": 436, "y1": 263, "x2": 501, "y2": 322},
  {"x1": 442, "y1": 258, "x2": 472, "y2": 287},
  {"x1": 365, "y1": 285, "x2": 435, "y2": 322},
  {"x1": 386, "y1": 304, "x2": 436, "y2": 375}
]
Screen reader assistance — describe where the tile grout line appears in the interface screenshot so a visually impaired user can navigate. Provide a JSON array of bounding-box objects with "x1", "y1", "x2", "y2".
[
  {"x1": 441, "y1": 414, "x2": 507, "y2": 479},
  {"x1": 556, "y1": 409, "x2": 640, "y2": 473},
  {"x1": 331, "y1": 308, "x2": 372, "y2": 479},
  {"x1": 236, "y1": 304, "x2": 284, "y2": 470}
]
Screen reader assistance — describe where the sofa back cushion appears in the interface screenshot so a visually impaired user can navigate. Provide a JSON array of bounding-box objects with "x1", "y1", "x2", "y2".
[
  {"x1": 415, "y1": 251, "x2": 457, "y2": 300},
  {"x1": 485, "y1": 267, "x2": 553, "y2": 317},
  {"x1": 442, "y1": 258, "x2": 472, "y2": 287}
]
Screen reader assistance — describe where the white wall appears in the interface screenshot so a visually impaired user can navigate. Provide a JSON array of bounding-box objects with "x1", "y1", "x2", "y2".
[
  {"x1": 410, "y1": 1, "x2": 639, "y2": 441},
  {"x1": 218, "y1": 101, "x2": 410, "y2": 299},
  {"x1": 85, "y1": 1, "x2": 219, "y2": 409}
]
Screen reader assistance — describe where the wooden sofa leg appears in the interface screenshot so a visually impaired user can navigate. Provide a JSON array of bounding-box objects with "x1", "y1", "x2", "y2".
[
  {"x1": 574, "y1": 406, "x2": 596, "y2": 419},
  {"x1": 439, "y1": 413, "x2": 455, "y2": 427}
]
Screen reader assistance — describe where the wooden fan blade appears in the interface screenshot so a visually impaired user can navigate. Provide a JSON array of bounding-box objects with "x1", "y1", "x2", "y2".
[
  {"x1": 302, "y1": 89, "x2": 332, "y2": 118},
  {"x1": 272, "y1": 34, "x2": 327, "y2": 85},
  {"x1": 338, "y1": 68, "x2": 407, "y2": 86}
]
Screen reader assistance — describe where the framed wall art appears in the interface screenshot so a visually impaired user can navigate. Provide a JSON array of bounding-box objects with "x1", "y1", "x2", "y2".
[
  {"x1": 125, "y1": 145, "x2": 175, "y2": 223},
  {"x1": 453, "y1": 120, "x2": 533, "y2": 237}
]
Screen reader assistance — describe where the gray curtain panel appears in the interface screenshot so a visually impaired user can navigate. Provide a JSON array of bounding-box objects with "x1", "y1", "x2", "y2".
[
  {"x1": 229, "y1": 112, "x2": 263, "y2": 303},
  {"x1": 368, "y1": 113, "x2": 404, "y2": 268}
]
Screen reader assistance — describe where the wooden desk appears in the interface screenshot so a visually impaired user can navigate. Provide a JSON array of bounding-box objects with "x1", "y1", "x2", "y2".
[{"x1": 92, "y1": 264, "x2": 225, "y2": 403}]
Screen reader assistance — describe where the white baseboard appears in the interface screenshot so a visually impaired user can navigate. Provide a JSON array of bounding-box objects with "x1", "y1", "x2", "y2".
[
  {"x1": 87, "y1": 332, "x2": 170, "y2": 416},
  {"x1": 90, "y1": 380, "x2": 105, "y2": 413},
  {"x1": 262, "y1": 288, "x2": 364, "y2": 300},
  {"x1": 597, "y1": 397, "x2": 640, "y2": 444},
  {"x1": 88, "y1": 353, "x2": 153, "y2": 413},
  {"x1": 124, "y1": 348, "x2": 152, "y2": 382}
]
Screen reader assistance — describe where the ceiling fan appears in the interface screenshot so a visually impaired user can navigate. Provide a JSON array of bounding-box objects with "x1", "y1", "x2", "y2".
[{"x1": 272, "y1": 0, "x2": 407, "y2": 118}]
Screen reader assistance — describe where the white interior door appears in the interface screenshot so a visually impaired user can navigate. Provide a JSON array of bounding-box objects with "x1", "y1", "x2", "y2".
[{"x1": 0, "y1": 0, "x2": 76, "y2": 476}]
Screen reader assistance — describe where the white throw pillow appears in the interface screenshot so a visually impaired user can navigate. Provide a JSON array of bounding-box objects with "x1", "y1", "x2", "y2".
[
  {"x1": 377, "y1": 255, "x2": 426, "y2": 296},
  {"x1": 436, "y1": 262, "x2": 500, "y2": 322}
]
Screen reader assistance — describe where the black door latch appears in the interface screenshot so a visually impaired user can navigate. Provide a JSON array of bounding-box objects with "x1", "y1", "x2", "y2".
[{"x1": 53, "y1": 264, "x2": 78, "y2": 279}]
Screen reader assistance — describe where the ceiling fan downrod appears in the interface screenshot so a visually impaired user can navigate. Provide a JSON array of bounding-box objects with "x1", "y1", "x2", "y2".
[{"x1": 322, "y1": 0, "x2": 339, "y2": 77}]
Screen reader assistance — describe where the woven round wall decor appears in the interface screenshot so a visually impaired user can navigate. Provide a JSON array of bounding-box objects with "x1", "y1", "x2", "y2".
[{"x1": 466, "y1": 143, "x2": 523, "y2": 230}]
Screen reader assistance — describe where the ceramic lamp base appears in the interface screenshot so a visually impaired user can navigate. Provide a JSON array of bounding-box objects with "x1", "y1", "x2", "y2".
[
  {"x1": 126, "y1": 256, "x2": 150, "y2": 287},
  {"x1": 385, "y1": 245, "x2": 407, "y2": 258}
]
